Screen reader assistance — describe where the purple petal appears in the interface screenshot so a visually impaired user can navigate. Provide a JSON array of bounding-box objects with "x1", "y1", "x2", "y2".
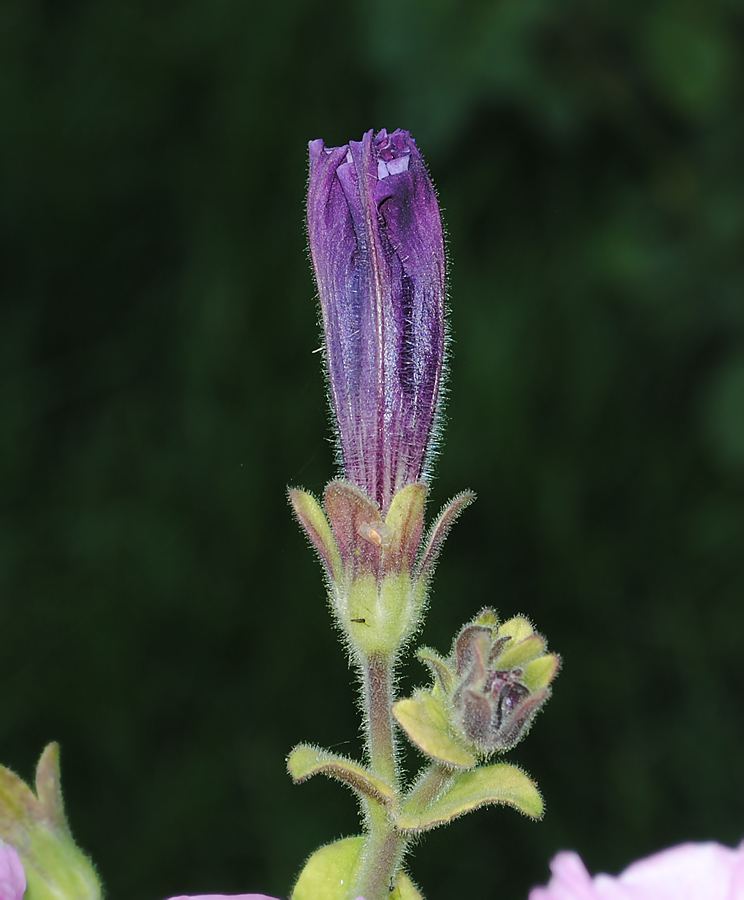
[
  {"x1": 0, "y1": 841, "x2": 26, "y2": 900},
  {"x1": 307, "y1": 129, "x2": 446, "y2": 512}
]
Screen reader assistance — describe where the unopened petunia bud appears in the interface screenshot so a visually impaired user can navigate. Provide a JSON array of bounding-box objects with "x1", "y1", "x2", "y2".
[
  {"x1": 294, "y1": 129, "x2": 470, "y2": 656},
  {"x1": 451, "y1": 612, "x2": 558, "y2": 752},
  {"x1": 393, "y1": 609, "x2": 559, "y2": 765},
  {"x1": 307, "y1": 129, "x2": 446, "y2": 514}
]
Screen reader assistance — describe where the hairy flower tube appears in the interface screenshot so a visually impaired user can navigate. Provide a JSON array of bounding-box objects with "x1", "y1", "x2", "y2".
[
  {"x1": 529, "y1": 842, "x2": 744, "y2": 900},
  {"x1": 307, "y1": 128, "x2": 446, "y2": 512}
]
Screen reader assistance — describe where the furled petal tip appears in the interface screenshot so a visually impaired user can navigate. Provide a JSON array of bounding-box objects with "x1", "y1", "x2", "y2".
[
  {"x1": 307, "y1": 128, "x2": 447, "y2": 513},
  {"x1": 0, "y1": 840, "x2": 26, "y2": 900},
  {"x1": 529, "y1": 841, "x2": 744, "y2": 900}
]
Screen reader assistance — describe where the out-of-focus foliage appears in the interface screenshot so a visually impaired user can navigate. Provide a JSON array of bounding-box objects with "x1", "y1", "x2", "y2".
[{"x1": 1, "y1": 1, "x2": 742, "y2": 898}]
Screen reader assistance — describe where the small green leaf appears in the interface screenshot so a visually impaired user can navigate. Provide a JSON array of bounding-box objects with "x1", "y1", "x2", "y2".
[
  {"x1": 287, "y1": 744, "x2": 395, "y2": 809},
  {"x1": 396, "y1": 763, "x2": 542, "y2": 832},
  {"x1": 391, "y1": 871, "x2": 424, "y2": 900},
  {"x1": 393, "y1": 692, "x2": 476, "y2": 768},
  {"x1": 291, "y1": 836, "x2": 423, "y2": 900},
  {"x1": 291, "y1": 836, "x2": 364, "y2": 900}
]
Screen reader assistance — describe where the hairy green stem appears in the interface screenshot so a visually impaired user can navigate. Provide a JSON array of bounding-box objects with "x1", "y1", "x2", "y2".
[
  {"x1": 405, "y1": 761, "x2": 455, "y2": 812},
  {"x1": 354, "y1": 651, "x2": 405, "y2": 900},
  {"x1": 363, "y1": 651, "x2": 397, "y2": 784}
]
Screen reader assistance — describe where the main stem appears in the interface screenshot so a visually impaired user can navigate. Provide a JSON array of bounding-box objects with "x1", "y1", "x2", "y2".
[
  {"x1": 364, "y1": 651, "x2": 397, "y2": 784},
  {"x1": 354, "y1": 650, "x2": 406, "y2": 900}
]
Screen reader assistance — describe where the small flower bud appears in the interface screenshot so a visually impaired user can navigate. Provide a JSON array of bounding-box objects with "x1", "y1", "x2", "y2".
[
  {"x1": 451, "y1": 614, "x2": 558, "y2": 752},
  {"x1": 393, "y1": 609, "x2": 559, "y2": 764}
]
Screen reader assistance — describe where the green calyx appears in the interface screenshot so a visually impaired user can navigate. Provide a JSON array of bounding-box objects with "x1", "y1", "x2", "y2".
[
  {"x1": 0, "y1": 744, "x2": 102, "y2": 900},
  {"x1": 289, "y1": 481, "x2": 474, "y2": 654}
]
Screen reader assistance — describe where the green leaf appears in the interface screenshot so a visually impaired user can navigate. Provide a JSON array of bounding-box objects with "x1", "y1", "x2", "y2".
[
  {"x1": 291, "y1": 836, "x2": 423, "y2": 900},
  {"x1": 287, "y1": 744, "x2": 395, "y2": 809},
  {"x1": 396, "y1": 763, "x2": 542, "y2": 832},
  {"x1": 393, "y1": 692, "x2": 476, "y2": 768},
  {"x1": 291, "y1": 836, "x2": 364, "y2": 900}
]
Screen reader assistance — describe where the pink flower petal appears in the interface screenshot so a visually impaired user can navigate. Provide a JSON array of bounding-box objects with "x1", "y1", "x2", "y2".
[
  {"x1": 529, "y1": 841, "x2": 744, "y2": 900},
  {"x1": 529, "y1": 851, "x2": 600, "y2": 900},
  {"x1": 0, "y1": 840, "x2": 26, "y2": 900}
]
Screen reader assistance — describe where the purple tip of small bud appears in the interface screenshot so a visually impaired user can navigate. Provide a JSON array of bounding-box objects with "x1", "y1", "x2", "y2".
[{"x1": 307, "y1": 129, "x2": 447, "y2": 513}]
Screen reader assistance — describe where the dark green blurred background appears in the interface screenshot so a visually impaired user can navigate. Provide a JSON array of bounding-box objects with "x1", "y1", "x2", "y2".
[{"x1": 2, "y1": 1, "x2": 743, "y2": 898}]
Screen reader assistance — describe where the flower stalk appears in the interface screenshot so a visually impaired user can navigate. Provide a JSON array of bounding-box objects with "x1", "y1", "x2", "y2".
[{"x1": 288, "y1": 128, "x2": 558, "y2": 900}]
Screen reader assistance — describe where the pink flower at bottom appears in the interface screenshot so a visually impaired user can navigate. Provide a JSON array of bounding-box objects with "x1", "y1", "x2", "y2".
[
  {"x1": 529, "y1": 841, "x2": 744, "y2": 900},
  {"x1": 0, "y1": 840, "x2": 26, "y2": 900}
]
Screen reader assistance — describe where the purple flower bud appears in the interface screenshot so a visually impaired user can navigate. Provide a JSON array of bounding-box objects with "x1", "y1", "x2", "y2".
[{"x1": 307, "y1": 129, "x2": 446, "y2": 513}]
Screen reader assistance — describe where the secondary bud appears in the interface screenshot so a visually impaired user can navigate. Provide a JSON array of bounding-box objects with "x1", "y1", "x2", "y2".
[
  {"x1": 394, "y1": 609, "x2": 559, "y2": 765},
  {"x1": 451, "y1": 612, "x2": 559, "y2": 752}
]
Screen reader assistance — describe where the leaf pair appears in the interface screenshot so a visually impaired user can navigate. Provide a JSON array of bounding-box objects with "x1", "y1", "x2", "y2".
[{"x1": 287, "y1": 743, "x2": 542, "y2": 835}]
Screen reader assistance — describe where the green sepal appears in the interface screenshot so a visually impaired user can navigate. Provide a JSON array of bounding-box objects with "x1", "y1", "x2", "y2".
[
  {"x1": 384, "y1": 483, "x2": 426, "y2": 574},
  {"x1": 392, "y1": 692, "x2": 476, "y2": 768},
  {"x1": 495, "y1": 633, "x2": 545, "y2": 670},
  {"x1": 523, "y1": 653, "x2": 560, "y2": 691},
  {"x1": 416, "y1": 647, "x2": 455, "y2": 695},
  {"x1": 287, "y1": 744, "x2": 395, "y2": 809},
  {"x1": 291, "y1": 836, "x2": 423, "y2": 900},
  {"x1": 289, "y1": 488, "x2": 343, "y2": 582},
  {"x1": 396, "y1": 763, "x2": 543, "y2": 832},
  {"x1": 415, "y1": 491, "x2": 475, "y2": 585},
  {"x1": 497, "y1": 615, "x2": 534, "y2": 644},
  {"x1": 0, "y1": 744, "x2": 102, "y2": 900}
]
